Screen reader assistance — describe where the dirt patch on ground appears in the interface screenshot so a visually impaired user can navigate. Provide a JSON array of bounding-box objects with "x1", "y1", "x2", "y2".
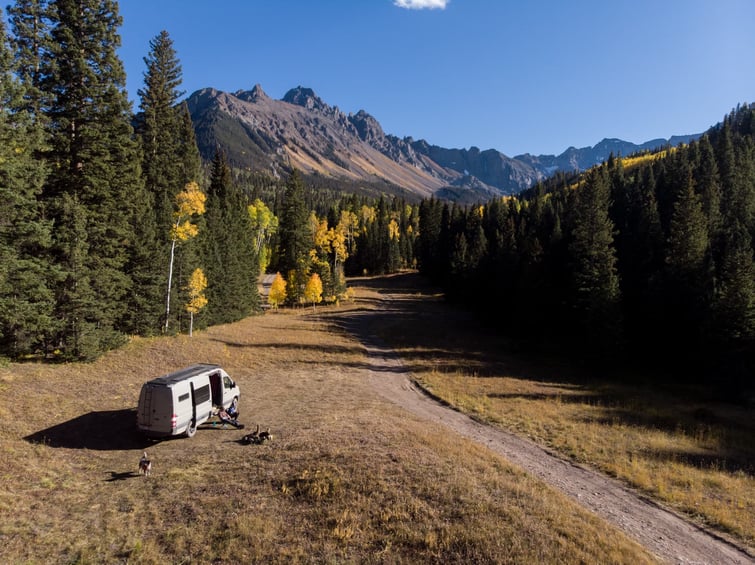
[{"x1": 332, "y1": 275, "x2": 754, "y2": 565}]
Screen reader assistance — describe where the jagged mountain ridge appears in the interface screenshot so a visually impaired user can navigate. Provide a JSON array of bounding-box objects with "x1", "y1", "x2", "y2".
[{"x1": 186, "y1": 84, "x2": 699, "y2": 201}]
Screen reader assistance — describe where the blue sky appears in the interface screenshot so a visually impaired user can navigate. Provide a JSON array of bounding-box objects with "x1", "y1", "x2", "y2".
[{"x1": 117, "y1": 0, "x2": 755, "y2": 156}]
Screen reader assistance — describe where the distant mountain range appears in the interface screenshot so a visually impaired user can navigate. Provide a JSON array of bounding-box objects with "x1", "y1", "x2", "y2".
[{"x1": 186, "y1": 84, "x2": 700, "y2": 202}]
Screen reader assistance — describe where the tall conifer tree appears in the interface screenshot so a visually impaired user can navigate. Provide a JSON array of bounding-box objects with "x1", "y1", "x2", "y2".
[
  {"x1": 41, "y1": 0, "x2": 143, "y2": 358},
  {"x1": 136, "y1": 30, "x2": 199, "y2": 333},
  {"x1": 137, "y1": 30, "x2": 184, "y2": 232},
  {"x1": 177, "y1": 101, "x2": 202, "y2": 186},
  {"x1": 567, "y1": 165, "x2": 622, "y2": 354},
  {"x1": 712, "y1": 220, "x2": 754, "y2": 343},
  {"x1": 6, "y1": 0, "x2": 50, "y2": 117},
  {"x1": 278, "y1": 169, "x2": 311, "y2": 303},
  {"x1": 664, "y1": 172, "x2": 711, "y2": 352},
  {"x1": 201, "y1": 150, "x2": 259, "y2": 323},
  {"x1": 0, "y1": 11, "x2": 55, "y2": 357},
  {"x1": 695, "y1": 136, "x2": 722, "y2": 243}
]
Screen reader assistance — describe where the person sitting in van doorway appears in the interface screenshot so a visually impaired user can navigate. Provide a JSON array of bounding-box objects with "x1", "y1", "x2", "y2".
[
  {"x1": 227, "y1": 397, "x2": 239, "y2": 420},
  {"x1": 218, "y1": 405, "x2": 243, "y2": 429}
]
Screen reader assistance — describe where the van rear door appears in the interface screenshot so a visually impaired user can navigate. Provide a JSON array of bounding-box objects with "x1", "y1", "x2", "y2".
[
  {"x1": 137, "y1": 383, "x2": 153, "y2": 429},
  {"x1": 138, "y1": 383, "x2": 173, "y2": 435}
]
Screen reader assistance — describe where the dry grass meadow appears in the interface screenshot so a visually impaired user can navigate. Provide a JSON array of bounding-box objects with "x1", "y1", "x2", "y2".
[{"x1": 0, "y1": 275, "x2": 659, "y2": 564}]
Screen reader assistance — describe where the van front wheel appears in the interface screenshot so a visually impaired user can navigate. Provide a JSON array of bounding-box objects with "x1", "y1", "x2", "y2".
[{"x1": 185, "y1": 420, "x2": 197, "y2": 438}]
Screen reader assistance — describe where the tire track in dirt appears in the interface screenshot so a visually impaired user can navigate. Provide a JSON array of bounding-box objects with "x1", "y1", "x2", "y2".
[{"x1": 335, "y1": 300, "x2": 754, "y2": 565}]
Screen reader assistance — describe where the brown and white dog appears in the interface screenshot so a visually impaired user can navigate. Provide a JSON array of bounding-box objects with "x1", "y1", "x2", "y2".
[{"x1": 138, "y1": 451, "x2": 152, "y2": 476}]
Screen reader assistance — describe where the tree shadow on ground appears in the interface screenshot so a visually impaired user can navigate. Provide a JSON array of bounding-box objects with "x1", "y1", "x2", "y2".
[
  {"x1": 335, "y1": 273, "x2": 755, "y2": 474},
  {"x1": 24, "y1": 408, "x2": 155, "y2": 450},
  {"x1": 321, "y1": 292, "x2": 577, "y2": 385},
  {"x1": 211, "y1": 339, "x2": 364, "y2": 356},
  {"x1": 348, "y1": 272, "x2": 441, "y2": 296},
  {"x1": 642, "y1": 447, "x2": 754, "y2": 476}
]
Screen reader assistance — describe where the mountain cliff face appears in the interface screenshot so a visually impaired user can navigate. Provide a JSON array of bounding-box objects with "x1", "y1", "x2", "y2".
[{"x1": 186, "y1": 84, "x2": 699, "y2": 202}]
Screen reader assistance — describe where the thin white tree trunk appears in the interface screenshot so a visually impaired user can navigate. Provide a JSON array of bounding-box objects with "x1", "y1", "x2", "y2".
[{"x1": 164, "y1": 237, "x2": 176, "y2": 333}]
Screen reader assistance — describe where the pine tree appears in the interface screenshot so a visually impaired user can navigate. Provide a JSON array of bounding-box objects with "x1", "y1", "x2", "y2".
[
  {"x1": 171, "y1": 102, "x2": 203, "y2": 331},
  {"x1": 664, "y1": 171, "x2": 711, "y2": 352},
  {"x1": 201, "y1": 150, "x2": 259, "y2": 323},
  {"x1": 6, "y1": 0, "x2": 51, "y2": 118},
  {"x1": 567, "y1": 165, "x2": 622, "y2": 355},
  {"x1": 41, "y1": 0, "x2": 143, "y2": 358},
  {"x1": 176, "y1": 101, "x2": 202, "y2": 186},
  {"x1": 137, "y1": 30, "x2": 184, "y2": 233},
  {"x1": 620, "y1": 166, "x2": 665, "y2": 349},
  {"x1": 715, "y1": 121, "x2": 753, "y2": 231},
  {"x1": 277, "y1": 169, "x2": 311, "y2": 304},
  {"x1": 695, "y1": 136, "x2": 722, "y2": 243},
  {"x1": 712, "y1": 220, "x2": 754, "y2": 343},
  {"x1": 417, "y1": 197, "x2": 442, "y2": 279},
  {"x1": 0, "y1": 10, "x2": 55, "y2": 357},
  {"x1": 133, "y1": 30, "x2": 192, "y2": 333}
]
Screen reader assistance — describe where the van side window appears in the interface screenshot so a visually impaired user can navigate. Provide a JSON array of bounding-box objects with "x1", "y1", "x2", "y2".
[
  {"x1": 223, "y1": 376, "x2": 233, "y2": 389},
  {"x1": 178, "y1": 393, "x2": 189, "y2": 402},
  {"x1": 194, "y1": 384, "x2": 211, "y2": 405}
]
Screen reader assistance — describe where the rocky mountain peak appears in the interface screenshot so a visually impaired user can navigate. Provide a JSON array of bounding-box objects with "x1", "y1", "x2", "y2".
[
  {"x1": 235, "y1": 83, "x2": 269, "y2": 103},
  {"x1": 349, "y1": 110, "x2": 385, "y2": 143},
  {"x1": 282, "y1": 86, "x2": 329, "y2": 113}
]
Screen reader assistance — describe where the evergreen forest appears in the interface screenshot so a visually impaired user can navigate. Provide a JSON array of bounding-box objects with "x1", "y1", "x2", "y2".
[
  {"x1": 1, "y1": 0, "x2": 754, "y2": 400},
  {"x1": 417, "y1": 105, "x2": 755, "y2": 394},
  {"x1": 0, "y1": 0, "x2": 417, "y2": 360}
]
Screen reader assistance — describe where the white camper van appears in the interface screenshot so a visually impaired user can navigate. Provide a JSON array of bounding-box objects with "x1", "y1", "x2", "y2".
[{"x1": 137, "y1": 364, "x2": 240, "y2": 438}]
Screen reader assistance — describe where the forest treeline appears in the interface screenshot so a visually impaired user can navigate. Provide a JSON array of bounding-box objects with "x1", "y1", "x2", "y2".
[
  {"x1": 0, "y1": 0, "x2": 262, "y2": 360},
  {"x1": 0, "y1": 1, "x2": 418, "y2": 361},
  {"x1": 417, "y1": 105, "x2": 755, "y2": 392},
  {"x1": 3, "y1": 0, "x2": 753, "y2": 395}
]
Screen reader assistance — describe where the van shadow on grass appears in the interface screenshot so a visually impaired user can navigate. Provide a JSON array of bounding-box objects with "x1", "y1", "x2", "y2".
[{"x1": 24, "y1": 408, "x2": 154, "y2": 451}]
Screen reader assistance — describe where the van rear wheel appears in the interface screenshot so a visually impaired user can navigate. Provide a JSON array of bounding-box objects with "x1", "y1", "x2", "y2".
[{"x1": 185, "y1": 420, "x2": 197, "y2": 438}]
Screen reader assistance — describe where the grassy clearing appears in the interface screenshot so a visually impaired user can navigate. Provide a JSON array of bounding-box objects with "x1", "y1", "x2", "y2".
[
  {"x1": 361, "y1": 273, "x2": 755, "y2": 550},
  {"x1": 0, "y1": 283, "x2": 654, "y2": 564}
]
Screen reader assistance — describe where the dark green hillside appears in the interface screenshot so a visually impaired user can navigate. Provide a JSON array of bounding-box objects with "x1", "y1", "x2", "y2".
[{"x1": 418, "y1": 103, "x2": 755, "y2": 394}]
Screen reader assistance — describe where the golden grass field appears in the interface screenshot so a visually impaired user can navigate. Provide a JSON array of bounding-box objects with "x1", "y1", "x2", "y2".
[{"x1": 0, "y1": 275, "x2": 661, "y2": 564}]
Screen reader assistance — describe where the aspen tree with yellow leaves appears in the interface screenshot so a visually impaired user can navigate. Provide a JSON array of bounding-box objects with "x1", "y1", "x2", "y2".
[
  {"x1": 185, "y1": 268, "x2": 208, "y2": 337},
  {"x1": 248, "y1": 198, "x2": 278, "y2": 273},
  {"x1": 268, "y1": 272, "x2": 287, "y2": 310},
  {"x1": 304, "y1": 272, "x2": 323, "y2": 310},
  {"x1": 165, "y1": 181, "x2": 206, "y2": 333}
]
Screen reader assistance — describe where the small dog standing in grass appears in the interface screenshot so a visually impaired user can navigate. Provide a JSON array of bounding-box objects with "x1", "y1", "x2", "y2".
[{"x1": 138, "y1": 452, "x2": 152, "y2": 476}]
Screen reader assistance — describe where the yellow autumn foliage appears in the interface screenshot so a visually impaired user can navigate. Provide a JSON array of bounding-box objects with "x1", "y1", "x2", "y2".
[
  {"x1": 311, "y1": 213, "x2": 331, "y2": 252},
  {"x1": 268, "y1": 272, "x2": 288, "y2": 309},
  {"x1": 330, "y1": 226, "x2": 348, "y2": 263},
  {"x1": 304, "y1": 273, "x2": 323, "y2": 309},
  {"x1": 388, "y1": 218, "x2": 400, "y2": 241},
  {"x1": 185, "y1": 268, "x2": 208, "y2": 314},
  {"x1": 171, "y1": 219, "x2": 200, "y2": 242},
  {"x1": 174, "y1": 181, "x2": 206, "y2": 218}
]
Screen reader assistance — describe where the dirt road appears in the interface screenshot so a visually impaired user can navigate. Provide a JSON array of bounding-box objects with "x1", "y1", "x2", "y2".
[{"x1": 334, "y1": 285, "x2": 754, "y2": 565}]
